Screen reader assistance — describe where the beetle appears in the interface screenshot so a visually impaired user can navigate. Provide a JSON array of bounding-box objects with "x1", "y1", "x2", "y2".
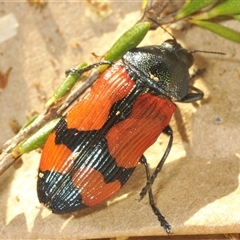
[{"x1": 37, "y1": 38, "x2": 203, "y2": 233}]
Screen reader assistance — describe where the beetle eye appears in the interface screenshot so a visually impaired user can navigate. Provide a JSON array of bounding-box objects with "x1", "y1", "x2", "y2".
[
  {"x1": 164, "y1": 39, "x2": 174, "y2": 44},
  {"x1": 164, "y1": 39, "x2": 177, "y2": 46}
]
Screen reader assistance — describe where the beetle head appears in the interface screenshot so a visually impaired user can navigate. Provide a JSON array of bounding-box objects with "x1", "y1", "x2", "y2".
[{"x1": 123, "y1": 39, "x2": 194, "y2": 101}]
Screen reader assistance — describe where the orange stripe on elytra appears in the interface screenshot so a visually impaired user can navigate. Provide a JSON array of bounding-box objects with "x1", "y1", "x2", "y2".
[
  {"x1": 106, "y1": 93, "x2": 176, "y2": 169},
  {"x1": 66, "y1": 63, "x2": 135, "y2": 131},
  {"x1": 72, "y1": 167, "x2": 121, "y2": 206},
  {"x1": 39, "y1": 132, "x2": 74, "y2": 173}
]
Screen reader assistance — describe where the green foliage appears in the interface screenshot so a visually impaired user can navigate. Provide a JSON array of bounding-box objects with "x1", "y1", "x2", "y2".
[
  {"x1": 18, "y1": 118, "x2": 60, "y2": 154},
  {"x1": 175, "y1": 0, "x2": 240, "y2": 43},
  {"x1": 189, "y1": 19, "x2": 240, "y2": 43},
  {"x1": 46, "y1": 62, "x2": 88, "y2": 107}
]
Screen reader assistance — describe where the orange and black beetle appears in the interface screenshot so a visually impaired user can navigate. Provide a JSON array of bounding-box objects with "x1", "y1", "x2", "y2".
[{"x1": 37, "y1": 39, "x2": 203, "y2": 233}]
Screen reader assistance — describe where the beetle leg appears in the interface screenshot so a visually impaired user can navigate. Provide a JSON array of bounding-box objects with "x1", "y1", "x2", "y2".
[
  {"x1": 139, "y1": 125, "x2": 173, "y2": 200},
  {"x1": 140, "y1": 155, "x2": 171, "y2": 234},
  {"x1": 189, "y1": 68, "x2": 205, "y2": 81},
  {"x1": 178, "y1": 69, "x2": 205, "y2": 103},
  {"x1": 65, "y1": 60, "x2": 113, "y2": 75},
  {"x1": 179, "y1": 85, "x2": 204, "y2": 103}
]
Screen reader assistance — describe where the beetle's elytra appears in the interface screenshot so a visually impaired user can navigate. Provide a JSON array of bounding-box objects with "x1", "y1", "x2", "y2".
[{"x1": 37, "y1": 39, "x2": 203, "y2": 233}]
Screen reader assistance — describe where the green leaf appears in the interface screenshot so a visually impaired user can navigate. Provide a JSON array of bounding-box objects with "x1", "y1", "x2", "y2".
[
  {"x1": 233, "y1": 14, "x2": 240, "y2": 21},
  {"x1": 45, "y1": 62, "x2": 87, "y2": 107},
  {"x1": 18, "y1": 118, "x2": 60, "y2": 154},
  {"x1": 194, "y1": 0, "x2": 240, "y2": 19},
  {"x1": 21, "y1": 114, "x2": 39, "y2": 130},
  {"x1": 103, "y1": 22, "x2": 150, "y2": 62},
  {"x1": 175, "y1": 0, "x2": 216, "y2": 20},
  {"x1": 189, "y1": 19, "x2": 240, "y2": 43}
]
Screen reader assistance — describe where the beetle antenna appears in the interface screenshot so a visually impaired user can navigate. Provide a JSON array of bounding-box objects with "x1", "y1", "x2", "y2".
[
  {"x1": 147, "y1": 17, "x2": 176, "y2": 41},
  {"x1": 146, "y1": 17, "x2": 226, "y2": 56},
  {"x1": 190, "y1": 50, "x2": 226, "y2": 55}
]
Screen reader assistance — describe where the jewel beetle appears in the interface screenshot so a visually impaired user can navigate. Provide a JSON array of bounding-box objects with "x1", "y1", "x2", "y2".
[{"x1": 37, "y1": 38, "x2": 204, "y2": 233}]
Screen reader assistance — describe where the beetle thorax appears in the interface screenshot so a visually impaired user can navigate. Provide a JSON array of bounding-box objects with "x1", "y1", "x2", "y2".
[{"x1": 122, "y1": 39, "x2": 194, "y2": 101}]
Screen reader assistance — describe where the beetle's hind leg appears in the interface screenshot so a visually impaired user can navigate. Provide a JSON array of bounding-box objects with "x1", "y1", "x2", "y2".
[
  {"x1": 140, "y1": 155, "x2": 171, "y2": 234},
  {"x1": 139, "y1": 126, "x2": 173, "y2": 200}
]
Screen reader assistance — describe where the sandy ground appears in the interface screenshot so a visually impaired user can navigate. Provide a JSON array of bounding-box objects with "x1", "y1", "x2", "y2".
[{"x1": 0, "y1": 1, "x2": 240, "y2": 239}]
